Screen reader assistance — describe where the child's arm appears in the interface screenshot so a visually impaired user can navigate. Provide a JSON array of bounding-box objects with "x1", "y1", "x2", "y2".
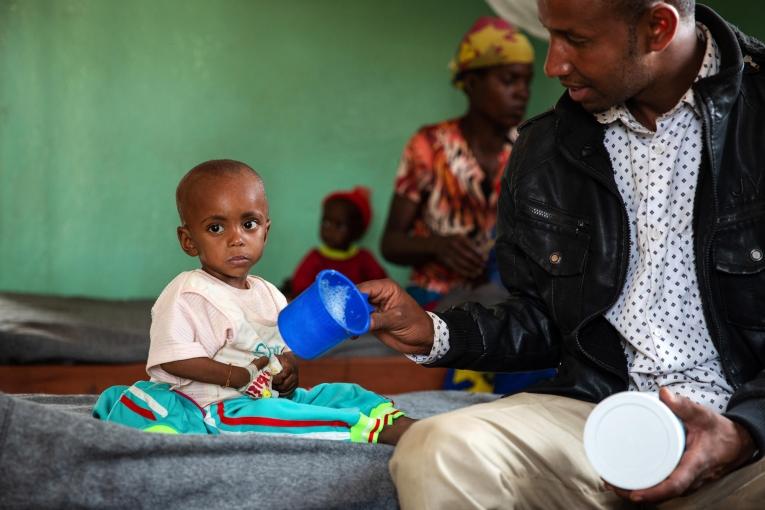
[{"x1": 161, "y1": 356, "x2": 269, "y2": 389}]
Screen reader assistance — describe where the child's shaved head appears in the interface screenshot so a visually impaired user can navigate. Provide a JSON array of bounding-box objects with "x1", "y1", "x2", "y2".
[{"x1": 176, "y1": 159, "x2": 265, "y2": 224}]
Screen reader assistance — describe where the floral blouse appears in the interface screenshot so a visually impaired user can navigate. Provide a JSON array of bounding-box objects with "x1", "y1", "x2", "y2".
[{"x1": 394, "y1": 118, "x2": 512, "y2": 294}]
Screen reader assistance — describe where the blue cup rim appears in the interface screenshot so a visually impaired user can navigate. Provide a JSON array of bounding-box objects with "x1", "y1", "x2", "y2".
[{"x1": 315, "y1": 269, "x2": 371, "y2": 335}]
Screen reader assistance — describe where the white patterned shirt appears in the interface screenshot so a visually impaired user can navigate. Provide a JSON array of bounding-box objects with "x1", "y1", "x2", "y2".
[
  {"x1": 597, "y1": 24, "x2": 732, "y2": 411},
  {"x1": 407, "y1": 312, "x2": 451, "y2": 364}
]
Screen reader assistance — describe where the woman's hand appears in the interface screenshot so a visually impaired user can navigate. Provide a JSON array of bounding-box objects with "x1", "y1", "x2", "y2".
[
  {"x1": 434, "y1": 235, "x2": 487, "y2": 278},
  {"x1": 272, "y1": 351, "x2": 299, "y2": 397},
  {"x1": 380, "y1": 196, "x2": 487, "y2": 279}
]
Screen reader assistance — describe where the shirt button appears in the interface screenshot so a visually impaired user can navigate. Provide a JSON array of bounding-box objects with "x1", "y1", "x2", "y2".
[
  {"x1": 549, "y1": 251, "x2": 562, "y2": 265},
  {"x1": 653, "y1": 143, "x2": 666, "y2": 155},
  {"x1": 750, "y1": 248, "x2": 763, "y2": 262}
]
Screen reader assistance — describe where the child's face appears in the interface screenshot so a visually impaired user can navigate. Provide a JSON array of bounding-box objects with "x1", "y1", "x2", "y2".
[
  {"x1": 177, "y1": 171, "x2": 270, "y2": 289},
  {"x1": 320, "y1": 199, "x2": 356, "y2": 250}
]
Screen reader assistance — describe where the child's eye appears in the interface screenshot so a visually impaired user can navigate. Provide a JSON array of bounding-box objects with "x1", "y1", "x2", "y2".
[
  {"x1": 207, "y1": 224, "x2": 224, "y2": 234},
  {"x1": 243, "y1": 220, "x2": 258, "y2": 230},
  {"x1": 322, "y1": 219, "x2": 347, "y2": 230}
]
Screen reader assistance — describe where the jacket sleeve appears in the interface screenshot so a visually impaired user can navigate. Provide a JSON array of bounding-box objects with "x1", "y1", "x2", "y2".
[
  {"x1": 724, "y1": 371, "x2": 765, "y2": 460},
  {"x1": 428, "y1": 152, "x2": 562, "y2": 373}
]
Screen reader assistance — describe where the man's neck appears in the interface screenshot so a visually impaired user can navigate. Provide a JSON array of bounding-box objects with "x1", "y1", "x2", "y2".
[{"x1": 627, "y1": 22, "x2": 707, "y2": 131}]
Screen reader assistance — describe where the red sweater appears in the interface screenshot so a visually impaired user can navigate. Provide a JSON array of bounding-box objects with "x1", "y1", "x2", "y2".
[{"x1": 291, "y1": 247, "x2": 387, "y2": 296}]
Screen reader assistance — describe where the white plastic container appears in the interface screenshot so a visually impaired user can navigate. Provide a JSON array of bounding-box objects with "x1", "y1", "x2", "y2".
[{"x1": 583, "y1": 391, "x2": 685, "y2": 490}]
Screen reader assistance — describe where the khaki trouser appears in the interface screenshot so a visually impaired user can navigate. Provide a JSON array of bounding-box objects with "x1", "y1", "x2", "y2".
[{"x1": 390, "y1": 393, "x2": 765, "y2": 509}]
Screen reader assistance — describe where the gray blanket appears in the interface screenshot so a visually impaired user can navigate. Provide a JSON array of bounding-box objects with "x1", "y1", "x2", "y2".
[{"x1": 0, "y1": 391, "x2": 499, "y2": 509}]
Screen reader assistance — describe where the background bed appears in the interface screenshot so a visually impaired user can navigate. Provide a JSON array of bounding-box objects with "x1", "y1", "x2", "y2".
[{"x1": 0, "y1": 291, "x2": 447, "y2": 395}]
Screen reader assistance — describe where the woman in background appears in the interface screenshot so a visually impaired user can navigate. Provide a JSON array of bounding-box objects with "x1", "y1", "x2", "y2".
[{"x1": 381, "y1": 17, "x2": 534, "y2": 311}]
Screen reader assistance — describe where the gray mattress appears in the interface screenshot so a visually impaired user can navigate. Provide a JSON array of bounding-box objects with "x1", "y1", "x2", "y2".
[
  {"x1": 0, "y1": 293, "x2": 490, "y2": 508},
  {"x1": 0, "y1": 390, "x2": 499, "y2": 509},
  {"x1": 0, "y1": 291, "x2": 395, "y2": 364}
]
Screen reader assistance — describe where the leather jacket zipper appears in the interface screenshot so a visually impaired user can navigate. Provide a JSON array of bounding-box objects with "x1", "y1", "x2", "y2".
[
  {"x1": 573, "y1": 193, "x2": 631, "y2": 382},
  {"x1": 561, "y1": 155, "x2": 631, "y2": 382},
  {"x1": 524, "y1": 199, "x2": 589, "y2": 233},
  {"x1": 697, "y1": 94, "x2": 739, "y2": 390}
]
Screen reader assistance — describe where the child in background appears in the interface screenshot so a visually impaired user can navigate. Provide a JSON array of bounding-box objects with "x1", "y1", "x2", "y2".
[
  {"x1": 290, "y1": 187, "x2": 387, "y2": 297},
  {"x1": 93, "y1": 160, "x2": 413, "y2": 444}
]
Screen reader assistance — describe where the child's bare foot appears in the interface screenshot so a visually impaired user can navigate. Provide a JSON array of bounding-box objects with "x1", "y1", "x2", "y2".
[{"x1": 378, "y1": 417, "x2": 416, "y2": 445}]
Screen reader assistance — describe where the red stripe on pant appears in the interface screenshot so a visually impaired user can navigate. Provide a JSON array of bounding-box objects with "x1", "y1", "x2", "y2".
[
  {"x1": 216, "y1": 402, "x2": 349, "y2": 428},
  {"x1": 119, "y1": 395, "x2": 156, "y2": 421}
]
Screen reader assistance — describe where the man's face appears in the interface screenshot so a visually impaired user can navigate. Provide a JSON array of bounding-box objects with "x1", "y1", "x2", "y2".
[
  {"x1": 466, "y1": 63, "x2": 534, "y2": 130},
  {"x1": 539, "y1": 0, "x2": 651, "y2": 112},
  {"x1": 178, "y1": 171, "x2": 270, "y2": 288}
]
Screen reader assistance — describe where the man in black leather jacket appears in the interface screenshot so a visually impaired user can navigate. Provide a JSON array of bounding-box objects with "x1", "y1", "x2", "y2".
[{"x1": 361, "y1": 1, "x2": 765, "y2": 508}]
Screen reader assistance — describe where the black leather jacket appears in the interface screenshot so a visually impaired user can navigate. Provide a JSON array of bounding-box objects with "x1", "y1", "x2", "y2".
[{"x1": 434, "y1": 5, "x2": 765, "y2": 455}]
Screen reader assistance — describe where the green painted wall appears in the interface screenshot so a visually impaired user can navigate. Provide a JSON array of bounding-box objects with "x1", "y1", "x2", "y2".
[
  {"x1": 0, "y1": 0, "x2": 559, "y2": 298},
  {"x1": 0, "y1": 1, "x2": 757, "y2": 299},
  {"x1": 702, "y1": 0, "x2": 765, "y2": 40}
]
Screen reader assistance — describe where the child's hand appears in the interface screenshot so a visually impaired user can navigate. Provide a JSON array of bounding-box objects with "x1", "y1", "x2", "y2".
[
  {"x1": 252, "y1": 356, "x2": 270, "y2": 370},
  {"x1": 239, "y1": 356, "x2": 274, "y2": 399},
  {"x1": 272, "y1": 351, "x2": 299, "y2": 397}
]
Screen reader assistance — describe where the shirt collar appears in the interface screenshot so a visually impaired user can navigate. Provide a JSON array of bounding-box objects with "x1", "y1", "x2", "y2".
[
  {"x1": 594, "y1": 23, "x2": 720, "y2": 130},
  {"x1": 318, "y1": 244, "x2": 359, "y2": 261}
]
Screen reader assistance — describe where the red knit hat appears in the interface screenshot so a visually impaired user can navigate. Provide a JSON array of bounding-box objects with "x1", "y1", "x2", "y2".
[{"x1": 322, "y1": 186, "x2": 372, "y2": 232}]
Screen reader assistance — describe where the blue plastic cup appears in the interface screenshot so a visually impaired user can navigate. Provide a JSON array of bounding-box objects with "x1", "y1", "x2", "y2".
[{"x1": 278, "y1": 269, "x2": 375, "y2": 359}]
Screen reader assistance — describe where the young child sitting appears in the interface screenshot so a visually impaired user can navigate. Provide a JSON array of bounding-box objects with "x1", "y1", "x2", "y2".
[
  {"x1": 93, "y1": 160, "x2": 413, "y2": 444},
  {"x1": 290, "y1": 186, "x2": 387, "y2": 297}
]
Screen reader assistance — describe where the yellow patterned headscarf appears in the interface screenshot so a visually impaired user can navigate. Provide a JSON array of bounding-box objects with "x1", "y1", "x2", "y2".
[{"x1": 449, "y1": 17, "x2": 534, "y2": 88}]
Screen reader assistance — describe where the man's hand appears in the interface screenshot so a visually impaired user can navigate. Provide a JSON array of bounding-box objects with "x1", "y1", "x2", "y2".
[
  {"x1": 272, "y1": 351, "x2": 299, "y2": 397},
  {"x1": 357, "y1": 279, "x2": 435, "y2": 356},
  {"x1": 608, "y1": 387, "x2": 757, "y2": 504}
]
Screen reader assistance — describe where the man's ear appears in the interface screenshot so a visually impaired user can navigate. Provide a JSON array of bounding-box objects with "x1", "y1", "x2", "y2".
[
  {"x1": 177, "y1": 226, "x2": 199, "y2": 257},
  {"x1": 644, "y1": 3, "x2": 679, "y2": 53}
]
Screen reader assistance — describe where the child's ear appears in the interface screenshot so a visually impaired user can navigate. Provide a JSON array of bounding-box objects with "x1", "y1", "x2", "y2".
[
  {"x1": 263, "y1": 219, "x2": 272, "y2": 243},
  {"x1": 177, "y1": 226, "x2": 199, "y2": 257}
]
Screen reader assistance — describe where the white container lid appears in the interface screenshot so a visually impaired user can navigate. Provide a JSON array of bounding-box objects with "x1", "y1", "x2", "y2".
[{"x1": 583, "y1": 391, "x2": 685, "y2": 490}]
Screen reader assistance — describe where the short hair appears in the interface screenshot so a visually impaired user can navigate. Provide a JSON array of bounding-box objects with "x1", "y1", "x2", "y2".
[
  {"x1": 175, "y1": 159, "x2": 263, "y2": 223},
  {"x1": 608, "y1": 0, "x2": 695, "y2": 23}
]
